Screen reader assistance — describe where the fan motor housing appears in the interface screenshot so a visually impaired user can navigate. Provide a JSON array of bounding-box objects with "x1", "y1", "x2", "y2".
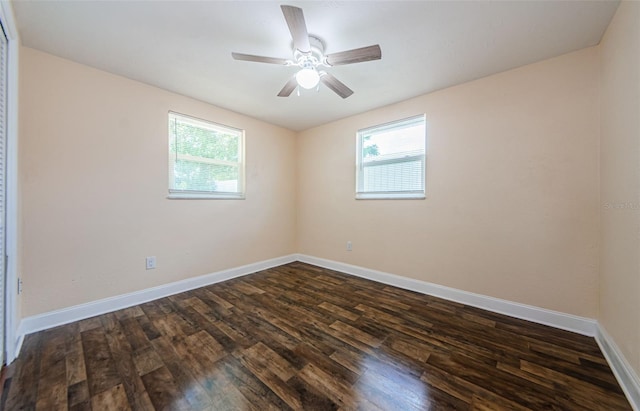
[{"x1": 293, "y1": 35, "x2": 326, "y2": 66}]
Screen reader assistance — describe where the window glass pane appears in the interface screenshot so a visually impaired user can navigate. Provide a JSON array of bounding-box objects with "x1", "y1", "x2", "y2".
[
  {"x1": 172, "y1": 120, "x2": 239, "y2": 162},
  {"x1": 357, "y1": 115, "x2": 426, "y2": 198},
  {"x1": 168, "y1": 112, "x2": 244, "y2": 197},
  {"x1": 362, "y1": 120, "x2": 424, "y2": 161}
]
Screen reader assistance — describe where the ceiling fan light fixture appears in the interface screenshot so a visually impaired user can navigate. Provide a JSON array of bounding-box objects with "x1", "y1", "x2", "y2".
[
  {"x1": 232, "y1": 6, "x2": 380, "y2": 98},
  {"x1": 296, "y1": 67, "x2": 320, "y2": 89}
]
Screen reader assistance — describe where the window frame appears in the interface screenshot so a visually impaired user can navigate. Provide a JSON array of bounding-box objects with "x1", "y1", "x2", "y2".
[
  {"x1": 355, "y1": 114, "x2": 427, "y2": 200},
  {"x1": 167, "y1": 111, "x2": 246, "y2": 200}
]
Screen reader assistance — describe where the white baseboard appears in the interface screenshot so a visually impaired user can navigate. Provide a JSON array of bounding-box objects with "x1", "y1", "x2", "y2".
[
  {"x1": 295, "y1": 254, "x2": 597, "y2": 336},
  {"x1": 18, "y1": 254, "x2": 297, "y2": 340},
  {"x1": 596, "y1": 325, "x2": 640, "y2": 411},
  {"x1": 14, "y1": 253, "x2": 640, "y2": 408},
  {"x1": 10, "y1": 333, "x2": 24, "y2": 364},
  {"x1": 15, "y1": 254, "x2": 597, "y2": 339}
]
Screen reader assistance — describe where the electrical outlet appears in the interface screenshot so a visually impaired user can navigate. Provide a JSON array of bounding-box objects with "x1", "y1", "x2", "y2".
[
  {"x1": 17, "y1": 278, "x2": 22, "y2": 294},
  {"x1": 146, "y1": 256, "x2": 157, "y2": 270},
  {"x1": 346, "y1": 241, "x2": 352, "y2": 251}
]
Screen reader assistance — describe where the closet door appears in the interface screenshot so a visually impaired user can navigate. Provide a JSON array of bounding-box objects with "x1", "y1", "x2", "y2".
[{"x1": 0, "y1": 21, "x2": 8, "y2": 364}]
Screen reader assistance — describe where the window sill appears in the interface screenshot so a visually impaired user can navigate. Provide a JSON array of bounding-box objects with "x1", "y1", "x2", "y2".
[
  {"x1": 167, "y1": 192, "x2": 245, "y2": 200},
  {"x1": 356, "y1": 192, "x2": 426, "y2": 200}
]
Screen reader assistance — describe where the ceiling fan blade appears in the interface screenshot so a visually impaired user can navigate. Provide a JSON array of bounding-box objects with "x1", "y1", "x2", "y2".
[
  {"x1": 320, "y1": 73, "x2": 354, "y2": 99},
  {"x1": 277, "y1": 76, "x2": 298, "y2": 97},
  {"x1": 281, "y1": 5, "x2": 311, "y2": 53},
  {"x1": 232, "y1": 52, "x2": 289, "y2": 65},
  {"x1": 325, "y1": 45, "x2": 382, "y2": 66}
]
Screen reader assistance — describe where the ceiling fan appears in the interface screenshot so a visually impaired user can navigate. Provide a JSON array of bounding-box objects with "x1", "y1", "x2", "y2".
[{"x1": 232, "y1": 5, "x2": 382, "y2": 99}]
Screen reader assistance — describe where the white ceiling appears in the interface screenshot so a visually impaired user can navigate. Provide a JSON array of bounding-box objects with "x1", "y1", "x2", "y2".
[{"x1": 13, "y1": 1, "x2": 619, "y2": 131}]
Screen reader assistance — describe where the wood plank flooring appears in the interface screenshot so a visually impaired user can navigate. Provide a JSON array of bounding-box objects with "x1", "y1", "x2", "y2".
[{"x1": 2, "y1": 262, "x2": 632, "y2": 410}]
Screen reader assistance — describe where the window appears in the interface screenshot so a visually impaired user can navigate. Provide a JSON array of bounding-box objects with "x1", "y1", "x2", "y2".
[
  {"x1": 168, "y1": 112, "x2": 244, "y2": 199},
  {"x1": 356, "y1": 115, "x2": 426, "y2": 199}
]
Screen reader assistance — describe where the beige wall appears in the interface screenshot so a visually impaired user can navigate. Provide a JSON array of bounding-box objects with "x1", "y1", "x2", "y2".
[
  {"x1": 19, "y1": 47, "x2": 297, "y2": 316},
  {"x1": 297, "y1": 47, "x2": 600, "y2": 318},
  {"x1": 599, "y1": 1, "x2": 640, "y2": 380}
]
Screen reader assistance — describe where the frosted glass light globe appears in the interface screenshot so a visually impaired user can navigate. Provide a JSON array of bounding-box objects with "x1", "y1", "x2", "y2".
[{"x1": 296, "y1": 68, "x2": 320, "y2": 89}]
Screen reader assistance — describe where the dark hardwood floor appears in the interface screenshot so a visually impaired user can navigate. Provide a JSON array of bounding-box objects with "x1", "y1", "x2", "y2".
[{"x1": 2, "y1": 262, "x2": 631, "y2": 410}]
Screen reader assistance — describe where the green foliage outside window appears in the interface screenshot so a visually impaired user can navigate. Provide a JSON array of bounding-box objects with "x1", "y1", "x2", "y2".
[
  {"x1": 362, "y1": 135, "x2": 379, "y2": 158},
  {"x1": 169, "y1": 116, "x2": 242, "y2": 193}
]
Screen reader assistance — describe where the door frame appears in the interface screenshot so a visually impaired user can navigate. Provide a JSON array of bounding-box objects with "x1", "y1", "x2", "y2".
[{"x1": 0, "y1": 0, "x2": 20, "y2": 363}]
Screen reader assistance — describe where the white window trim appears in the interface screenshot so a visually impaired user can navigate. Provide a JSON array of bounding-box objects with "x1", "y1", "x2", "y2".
[
  {"x1": 355, "y1": 114, "x2": 427, "y2": 200},
  {"x1": 167, "y1": 111, "x2": 245, "y2": 200}
]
